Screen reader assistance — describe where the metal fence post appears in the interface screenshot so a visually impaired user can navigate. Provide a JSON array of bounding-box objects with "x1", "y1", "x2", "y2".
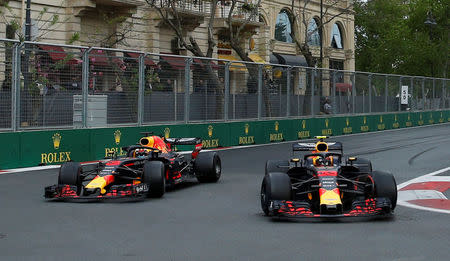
[
  {"x1": 224, "y1": 63, "x2": 230, "y2": 121},
  {"x1": 384, "y1": 75, "x2": 388, "y2": 112},
  {"x1": 432, "y1": 78, "x2": 435, "y2": 109},
  {"x1": 422, "y1": 78, "x2": 425, "y2": 111},
  {"x1": 81, "y1": 48, "x2": 92, "y2": 128},
  {"x1": 184, "y1": 58, "x2": 192, "y2": 123},
  {"x1": 368, "y1": 74, "x2": 372, "y2": 113},
  {"x1": 257, "y1": 64, "x2": 263, "y2": 119},
  {"x1": 11, "y1": 43, "x2": 21, "y2": 131},
  {"x1": 311, "y1": 68, "x2": 315, "y2": 116},
  {"x1": 332, "y1": 70, "x2": 336, "y2": 114},
  {"x1": 352, "y1": 72, "x2": 355, "y2": 114},
  {"x1": 442, "y1": 79, "x2": 445, "y2": 109},
  {"x1": 286, "y1": 66, "x2": 291, "y2": 117},
  {"x1": 410, "y1": 77, "x2": 414, "y2": 111},
  {"x1": 138, "y1": 54, "x2": 145, "y2": 126},
  {"x1": 398, "y1": 76, "x2": 402, "y2": 111}
]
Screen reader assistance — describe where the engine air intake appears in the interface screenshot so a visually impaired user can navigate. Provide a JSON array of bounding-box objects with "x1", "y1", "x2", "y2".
[{"x1": 316, "y1": 142, "x2": 328, "y2": 152}]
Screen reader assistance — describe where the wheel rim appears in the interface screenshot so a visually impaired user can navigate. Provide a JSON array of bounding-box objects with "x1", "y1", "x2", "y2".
[
  {"x1": 214, "y1": 158, "x2": 221, "y2": 177},
  {"x1": 261, "y1": 184, "x2": 268, "y2": 207}
]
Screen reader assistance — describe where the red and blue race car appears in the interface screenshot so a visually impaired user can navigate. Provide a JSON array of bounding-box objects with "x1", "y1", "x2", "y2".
[
  {"x1": 45, "y1": 134, "x2": 221, "y2": 200},
  {"x1": 261, "y1": 136, "x2": 397, "y2": 218}
]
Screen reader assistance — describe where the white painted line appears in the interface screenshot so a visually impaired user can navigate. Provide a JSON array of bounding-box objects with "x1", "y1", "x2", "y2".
[
  {"x1": 1, "y1": 165, "x2": 60, "y2": 174},
  {"x1": 1, "y1": 121, "x2": 449, "y2": 174},
  {"x1": 398, "y1": 190, "x2": 446, "y2": 201},
  {"x1": 396, "y1": 200, "x2": 450, "y2": 214},
  {"x1": 397, "y1": 166, "x2": 450, "y2": 214},
  {"x1": 397, "y1": 166, "x2": 450, "y2": 190}
]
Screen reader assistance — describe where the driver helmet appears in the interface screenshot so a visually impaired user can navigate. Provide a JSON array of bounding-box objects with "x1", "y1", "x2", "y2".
[
  {"x1": 325, "y1": 156, "x2": 334, "y2": 166},
  {"x1": 135, "y1": 149, "x2": 149, "y2": 157},
  {"x1": 313, "y1": 157, "x2": 325, "y2": 166}
]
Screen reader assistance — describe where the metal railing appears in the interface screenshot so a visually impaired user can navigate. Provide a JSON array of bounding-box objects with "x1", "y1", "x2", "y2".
[
  {"x1": 154, "y1": 0, "x2": 206, "y2": 13},
  {"x1": 0, "y1": 39, "x2": 448, "y2": 131}
]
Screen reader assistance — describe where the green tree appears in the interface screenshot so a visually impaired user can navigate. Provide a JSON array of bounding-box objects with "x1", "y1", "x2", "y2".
[{"x1": 355, "y1": 0, "x2": 449, "y2": 78}]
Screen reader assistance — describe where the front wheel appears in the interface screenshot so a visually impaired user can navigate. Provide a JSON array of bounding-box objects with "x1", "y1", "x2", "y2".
[
  {"x1": 194, "y1": 152, "x2": 221, "y2": 183},
  {"x1": 261, "y1": 172, "x2": 292, "y2": 216},
  {"x1": 58, "y1": 162, "x2": 82, "y2": 195},
  {"x1": 372, "y1": 171, "x2": 397, "y2": 210},
  {"x1": 143, "y1": 161, "x2": 165, "y2": 198}
]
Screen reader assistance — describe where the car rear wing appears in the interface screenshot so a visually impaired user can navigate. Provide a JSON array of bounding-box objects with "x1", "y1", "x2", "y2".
[
  {"x1": 293, "y1": 141, "x2": 343, "y2": 152},
  {"x1": 165, "y1": 138, "x2": 202, "y2": 146}
]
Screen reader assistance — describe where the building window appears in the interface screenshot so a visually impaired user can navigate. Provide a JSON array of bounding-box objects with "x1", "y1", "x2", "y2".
[
  {"x1": 331, "y1": 23, "x2": 343, "y2": 49},
  {"x1": 307, "y1": 18, "x2": 320, "y2": 46},
  {"x1": 274, "y1": 10, "x2": 293, "y2": 43}
]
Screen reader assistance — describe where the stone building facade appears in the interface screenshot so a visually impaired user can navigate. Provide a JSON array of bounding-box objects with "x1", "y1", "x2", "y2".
[
  {"x1": 1, "y1": 0, "x2": 354, "y2": 69},
  {"x1": 1, "y1": 0, "x2": 354, "y2": 95}
]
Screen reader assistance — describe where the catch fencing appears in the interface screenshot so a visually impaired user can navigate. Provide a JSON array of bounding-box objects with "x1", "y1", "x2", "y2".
[{"x1": 0, "y1": 39, "x2": 448, "y2": 131}]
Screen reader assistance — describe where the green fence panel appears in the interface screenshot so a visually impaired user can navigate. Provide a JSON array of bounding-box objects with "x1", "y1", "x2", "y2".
[
  {"x1": 1, "y1": 110, "x2": 449, "y2": 170},
  {"x1": 262, "y1": 120, "x2": 294, "y2": 143},
  {"x1": 358, "y1": 115, "x2": 371, "y2": 133},
  {"x1": 334, "y1": 116, "x2": 358, "y2": 136},
  {"x1": 20, "y1": 130, "x2": 91, "y2": 168},
  {"x1": 228, "y1": 121, "x2": 265, "y2": 146},
  {"x1": 416, "y1": 112, "x2": 425, "y2": 126},
  {"x1": 316, "y1": 117, "x2": 336, "y2": 137},
  {"x1": 0, "y1": 133, "x2": 21, "y2": 169},
  {"x1": 91, "y1": 127, "x2": 141, "y2": 160},
  {"x1": 294, "y1": 118, "x2": 313, "y2": 140},
  {"x1": 187, "y1": 123, "x2": 230, "y2": 149},
  {"x1": 437, "y1": 111, "x2": 446, "y2": 124}
]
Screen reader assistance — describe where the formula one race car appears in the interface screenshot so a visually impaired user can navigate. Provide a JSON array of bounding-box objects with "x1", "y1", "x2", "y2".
[
  {"x1": 45, "y1": 134, "x2": 221, "y2": 200},
  {"x1": 260, "y1": 136, "x2": 397, "y2": 218}
]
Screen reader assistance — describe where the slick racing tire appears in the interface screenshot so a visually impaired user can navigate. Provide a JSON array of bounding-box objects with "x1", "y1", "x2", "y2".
[
  {"x1": 351, "y1": 157, "x2": 372, "y2": 173},
  {"x1": 194, "y1": 152, "x2": 221, "y2": 183},
  {"x1": 372, "y1": 171, "x2": 397, "y2": 210},
  {"x1": 261, "y1": 172, "x2": 292, "y2": 216},
  {"x1": 58, "y1": 162, "x2": 82, "y2": 194},
  {"x1": 143, "y1": 161, "x2": 165, "y2": 198},
  {"x1": 265, "y1": 160, "x2": 290, "y2": 176}
]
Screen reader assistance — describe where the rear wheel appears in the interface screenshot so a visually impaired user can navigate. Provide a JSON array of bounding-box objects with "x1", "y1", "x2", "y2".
[
  {"x1": 58, "y1": 162, "x2": 82, "y2": 194},
  {"x1": 194, "y1": 152, "x2": 221, "y2": 183},
  {"x1": 261, "y1": 172, "x2": 292, "y2": 215},
  {"x1": 372, "y1": 171, "x2": 397, "y2": 210},
  {"x1": 143, "y1": 161, "x2": 165, "y2": 198},
  {"x1": 265, "y1": 160, "x2": 290, "y2": 175}
]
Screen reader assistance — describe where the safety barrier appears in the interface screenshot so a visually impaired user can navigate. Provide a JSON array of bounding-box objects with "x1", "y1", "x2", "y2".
[{"x1": 1, "y1": 110, "x2": 448, "y2": 170}]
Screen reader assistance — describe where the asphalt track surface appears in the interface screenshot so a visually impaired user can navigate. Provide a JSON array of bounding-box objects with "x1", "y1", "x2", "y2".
[{"x1": 1, "y1": 124, "x2": 449, "y2": 261}]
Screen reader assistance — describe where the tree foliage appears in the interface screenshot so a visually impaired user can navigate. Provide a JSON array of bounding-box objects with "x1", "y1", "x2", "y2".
[{"x1": 355, "y1": 0, "x2": 449, "y2": 78}]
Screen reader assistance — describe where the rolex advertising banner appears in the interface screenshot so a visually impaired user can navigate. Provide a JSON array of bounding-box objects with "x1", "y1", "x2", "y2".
[
  {"x1": 1, "y1": 111, "x2": 449, "y2": 169},
  {"x1": 187, "y1": 123, "x2": 230, "y2": 149},
  {"x1": 295, "y1": 119, "x2": 313, "y2": 140},
  {"x1": 90, "y1": 125, "x2": 191, "y2": 160},
  {"x1": 334, "y1": 116, "x2": 357, "y2": 136},
  {"x1": 317, "y1": 117, "x2": 336, "y2": 137},
  {"x1": 262, "y1": 120, "x2": 294, "y2": 143},
  {"x1": 228, "y1": 121, "x2": 264, "y2": 146},
  {"x1": 20, "y1": 130, "x2": 91, "y2": 168}
]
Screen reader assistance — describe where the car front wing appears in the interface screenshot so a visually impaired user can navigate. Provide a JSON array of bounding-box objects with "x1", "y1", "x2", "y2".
[
  {"x1": 268, "y1": 197, "x2": 393, "y2": 218},
  {"x1": 44, "y1": 183, "x2": 149, "y2": 200}
]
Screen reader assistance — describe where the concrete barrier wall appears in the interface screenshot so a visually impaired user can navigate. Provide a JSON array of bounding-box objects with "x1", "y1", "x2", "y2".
[{"x1": 1, "y1": 110, "x2": 449, "y2": 169}]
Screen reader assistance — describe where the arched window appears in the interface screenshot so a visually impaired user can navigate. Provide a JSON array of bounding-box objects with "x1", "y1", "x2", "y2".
[
  {"x1": 331, "y1": 23, "x2": 343, "y2": 49},
  {"x1": 274, "y1": 10, "x2": 293, "y2": 43},
  {"x1": 307, "y1": 18, "x2": 320, "y2": 46}
]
